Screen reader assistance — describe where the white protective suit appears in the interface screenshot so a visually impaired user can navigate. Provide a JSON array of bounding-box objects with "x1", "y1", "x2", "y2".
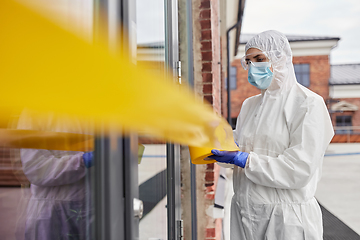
[
  {"x1": 231, "y1": 30, "x2": 334, "y2": 240},
  {"x1": 17, "y1": 110, "x2": 91, "y2": 240}
]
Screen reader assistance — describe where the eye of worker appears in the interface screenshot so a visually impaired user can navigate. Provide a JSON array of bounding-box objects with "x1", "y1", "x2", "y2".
[
  {"x1": 240, "y1": 48, "x2": 271, "y2": 70},
  {"x1": 245, "y1": 48, "x2": 268, "y2": 64}
]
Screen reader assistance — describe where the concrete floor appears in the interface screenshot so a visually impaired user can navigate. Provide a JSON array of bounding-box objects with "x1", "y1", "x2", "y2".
[{"x1": 315, "y1": 143, "x2": 360, "y2": 235}]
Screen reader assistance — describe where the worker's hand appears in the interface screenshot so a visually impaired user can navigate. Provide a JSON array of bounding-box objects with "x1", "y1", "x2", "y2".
[
  {"x1": 82, "y1": 152, "x2": 94, "y2": 168},
  {"x1": 207, "y1": 149, "x2": 249, "y2": 168}
]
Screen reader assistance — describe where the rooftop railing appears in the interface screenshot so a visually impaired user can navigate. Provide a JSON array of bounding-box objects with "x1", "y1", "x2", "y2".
[{"x1": 332, "y1": 126, "x2": 360, "y2": 143}]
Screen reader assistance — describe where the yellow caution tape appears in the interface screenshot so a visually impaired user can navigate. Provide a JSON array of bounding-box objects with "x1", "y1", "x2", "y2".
[
  {"x1": 0, "y1": 129, "x2": 93, "y2": 152},
  {"x1": 0, "y1": 0, "x2": 238, "y2": 164}
]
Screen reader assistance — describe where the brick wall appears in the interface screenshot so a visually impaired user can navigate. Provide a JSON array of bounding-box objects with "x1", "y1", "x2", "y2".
[
  {"x1": 230, "y1": 55, "x2": 331, "y2": 119},
  {"x1": 293, "y1": 55, "x2": 330, "y2": 100},
  {"x1": 204, "y1": 161, "x2": 222, "y2": 240},
  {"x1": 198, "y1": 0, "x2": 221, "y2": 114},
  {"x1": 193, "y1": 0, "x2": 223, "y2": 239},
  {"x1": 0, "y1": 148, "x2": 29, "y2": 186}
]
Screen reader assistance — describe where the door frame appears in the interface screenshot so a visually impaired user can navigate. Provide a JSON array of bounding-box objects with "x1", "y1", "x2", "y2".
[{"x1": 93, "y1": 0, "x2": 182, "y2": 239}]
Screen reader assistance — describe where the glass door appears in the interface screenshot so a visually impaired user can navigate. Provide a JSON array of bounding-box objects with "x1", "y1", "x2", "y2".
[
  {"x1": 136, "y1": 0, "x2": 181, "y2": 239},
  {"x1": 94, "y1": 0, "x2": 181, "y2": 239},
  {"x1": 0, "y1": 0, "x2": 181, "y2": 239}
]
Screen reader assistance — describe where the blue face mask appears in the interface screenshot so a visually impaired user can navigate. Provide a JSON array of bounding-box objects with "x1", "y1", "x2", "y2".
[{"x1": 248, "y1": 62, "x2": 274, "y2": 89}]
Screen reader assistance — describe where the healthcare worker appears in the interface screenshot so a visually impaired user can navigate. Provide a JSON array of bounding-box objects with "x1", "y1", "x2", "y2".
[
  {"x1": 208, "y1": 30, "x2": 334, "y2": 239},
  {"x1": 17, "y1": 109, "x2": 94, "y2": 240}
]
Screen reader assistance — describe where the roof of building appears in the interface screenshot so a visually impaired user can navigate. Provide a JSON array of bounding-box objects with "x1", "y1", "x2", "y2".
[
  {"x1": 138, "y1": 34, "x2": 341, "y2": 48},
  {"x1": 239, "y1": 33, "x2": 340, "y2": 44},
  {"x1": 330, "y1": 64, "x2": 360, "y2": 85}
]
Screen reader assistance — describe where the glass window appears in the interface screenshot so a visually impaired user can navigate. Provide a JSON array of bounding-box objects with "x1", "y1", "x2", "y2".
[
  {"x1": 336, "y1": 115, "x2": 352, "y2": 126},
  {"x1": 1, "y1": 1, "x2": 96, "y2": 238},
  {"x1": 225, "y1": 66, "x2": 237, "y2": 90},
  {"x1": 336, "y1": 115, "x2": 352, "y2": 134},
  {"x1": 137, "y1": 0, "x2": 181, "y2": 239},
  {"x1": 1, "y1": 0, "x2": 181, "y2": 239},
  {"x1": 0, "y1": 111, "x2": 95, "y2": 240},
  {"x1": 230, "y1": 66, "x2": 237, "y2": 90},
  {"x1": 294, "y1": 64, "x2": 310, "y2": 87}
]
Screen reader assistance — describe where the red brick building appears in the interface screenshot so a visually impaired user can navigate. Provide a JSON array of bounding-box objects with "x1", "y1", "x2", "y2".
[{"x1": 329, "y1": 64, "x2": 360, "y2": 142}]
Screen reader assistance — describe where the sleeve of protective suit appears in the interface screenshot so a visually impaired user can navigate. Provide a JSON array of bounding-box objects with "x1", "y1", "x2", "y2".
[
  {"x1": 21, "y1": 148, "x2": 86, "y2": 187},
  {"x1": 244, "y1": 95, "x2": 334, "y2": 189},
  {"x1": 17, "y1": 109, "x2": 86, "y2": 187}
]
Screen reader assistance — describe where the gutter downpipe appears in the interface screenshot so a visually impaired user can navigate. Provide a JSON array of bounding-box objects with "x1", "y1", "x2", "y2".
[
  {"x1": 226, "y1": 0, "x2": 243, "y2": 124},
  {"x1": 186, "y1": 0, "x2": 198, "y2": 238}
]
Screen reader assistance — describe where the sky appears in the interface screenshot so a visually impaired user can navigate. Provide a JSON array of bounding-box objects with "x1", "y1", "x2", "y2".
[
  {"x1": 136, "y1": 0, "x2": 360, "y2": 65},
  {"x1": 136, "y1": 0, "x2": 165, "y2": 45},
  {"x1": 241, "y1": 0, "x2": 360, "y2": 65}
]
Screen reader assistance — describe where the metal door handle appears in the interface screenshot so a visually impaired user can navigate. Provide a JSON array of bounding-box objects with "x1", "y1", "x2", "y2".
[{"x1": 134, "y1": 198, "x2": 144, "y2": 219}]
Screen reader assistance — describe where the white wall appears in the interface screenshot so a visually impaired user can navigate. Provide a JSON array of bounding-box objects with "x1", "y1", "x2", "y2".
[{"x1": 330, "y1": 85, "x2": 360, "y2": 98}]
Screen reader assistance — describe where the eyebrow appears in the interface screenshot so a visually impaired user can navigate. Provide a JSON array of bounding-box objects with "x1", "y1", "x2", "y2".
[{"x1": 246, "y1": 54, "x2": 263, "y2": 60}]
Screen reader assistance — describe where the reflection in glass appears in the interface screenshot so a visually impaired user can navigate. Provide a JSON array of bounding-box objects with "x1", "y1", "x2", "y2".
[
  {"x1": 136, "y1": 0, "x2": 168, "y2": 238},
  {"x1": 15, "y1": 109, "x2": 94, "y2": 240},
  {"x1": 138, "y1": 137, "x2": 167, "y2": 240}
]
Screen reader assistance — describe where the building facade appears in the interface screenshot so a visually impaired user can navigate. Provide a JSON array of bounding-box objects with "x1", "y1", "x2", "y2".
[{"x1": 329, "y1": 64, "x2": 360, "y2": 142}]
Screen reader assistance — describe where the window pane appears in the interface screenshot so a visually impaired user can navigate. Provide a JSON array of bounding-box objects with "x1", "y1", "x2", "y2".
[
  {"x1": 336, "y1": 116, "x2": 352, "y2": 126},
  {"x1": 230, "y1": 66, "x2": 237, "y2": 90},
  {"x1": 1, "y1": 2, "x2": 95, "y2": 239},
  {"x1": 294, "y1": 64, "x2": 310, "y2": 87},
  {"x1": 345, "y1": 116, "x2": 352, "y2": 124},
  {"x1": 335, "y1": 115, "x2": 352, "y2": 134},
  {"x1": 336, "y1": 116, "x2": 342, "y2": 124},
  {"x1": 298, "y1": 64, "x2": 304, "y2": 72},
  {"x1": 302, "y1": 74, "x2": 310, "y2": 87},
  {"x1": 303, "y1": 64, "x2": 310, "y2": 72}
]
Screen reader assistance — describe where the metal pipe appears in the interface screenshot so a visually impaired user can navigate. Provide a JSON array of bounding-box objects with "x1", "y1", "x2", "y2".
[
  {"x1": 185, "y1": 0, "x2": 198, "y2": 239},
  {"x1": 226, "y1": 24, "x2": 238, "y2": 124},
  {"x1": 226, "y1": 0, "x2": 244, "y2": 125},
  {"x1": 167, "y1": 143, "x2": 176, "y2": 240},
  {"x1": 186, "y1": 0, "x2": 194, "y2": 88}
]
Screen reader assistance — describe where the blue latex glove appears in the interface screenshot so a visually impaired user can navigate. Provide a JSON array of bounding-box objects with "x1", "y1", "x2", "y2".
[
  {"x1": 82, "y1": 152, "x2": 94, "y2": 168},
  {"x1": 207, "y1": 149, "x2": 249, "y2": 168}
]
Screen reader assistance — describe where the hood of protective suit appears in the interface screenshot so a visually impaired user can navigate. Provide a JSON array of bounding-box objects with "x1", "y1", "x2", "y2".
[{"x1": 245, "y1": 30, "x2": 296, "y2": 94}]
